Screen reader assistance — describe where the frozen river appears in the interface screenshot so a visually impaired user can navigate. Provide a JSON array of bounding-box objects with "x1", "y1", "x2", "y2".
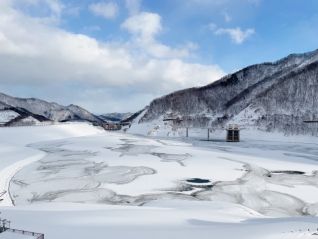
[
  {"x1": 8, "y1": 128, "x2": 318, "y2": 217},
  {"x1": 1, "y1": 123, "x2": 318, "y2": 239}
]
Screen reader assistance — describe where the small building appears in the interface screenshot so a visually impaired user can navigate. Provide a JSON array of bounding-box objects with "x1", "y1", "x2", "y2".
[
  {"x1": 226, "y1": 124, "x2": 240, "y2": 142},
  {"x1": 102, "y1": 123, "x2": 122, "y2": 131}
]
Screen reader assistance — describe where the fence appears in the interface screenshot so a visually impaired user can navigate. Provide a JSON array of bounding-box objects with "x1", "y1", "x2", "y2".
[{"x1": 6, "y1": 228, "x2": 44, "y2": 239}]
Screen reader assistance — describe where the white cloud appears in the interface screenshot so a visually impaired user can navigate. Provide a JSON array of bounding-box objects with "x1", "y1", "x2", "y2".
[
  {"x1": 125, "y1": 0, "x2": 141, "y2": 15},
  {"x1": 89, "y1": 1, "x2": 118, "y2": 19},
  {"x1": 8, "y1": 0, "x2": 64, "y2": 23},
  {"x1": 64, "y1": 5, "x2": 82, "y2": 17},
  {"x1": 122, "y1": 12, "x2": 162, "y2": 41},
  {"x1": 215, "y1": 27, "x2": 255, "y2": 44},
  {"x1": 0, "y1": 1, "x2": 225, "y2": 112},
  {"x1": 121, "y1": 12, "x2": 196, "y2": 58},
  {"x1": 45, "y1": 0, "x2": 64, "y2": 17},
  {"x1": 207, "y1": 23, "x2": 217, "y2": 31},
  {"x1": 187, "y1": 0, "x2": 260, "y2": 6},
  {"x1": 222, "y1": 11, "x2": 232, "y2": 22}
]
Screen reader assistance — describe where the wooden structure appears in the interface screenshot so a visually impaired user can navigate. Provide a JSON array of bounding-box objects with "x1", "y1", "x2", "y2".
[
  {"x1": 0, "y1": 214, "x2": 44, "y2": 238},
  {"x1": 163, "y1": 117, "x2": 183, "y2": 124},
  {"x1": 304, "y1": 120, "x2": 318, "y2": 135},
  {"x1": 5, "y1": 228, "x2": 44, "y2": 239},
  {"x1": 207, "y1": 128, "x2": 213, "y2": 141},
  {"x1": 184, "y1": 127, "x2": 212, "y2": 140},
  {"x1": 226, "y1": 124, "x2": 240, "y2": 142},
  {"x1": 0, "y1": 219, "x2": 9, "y2": 233},
  {"x1": 102, "y1": 123, "x2": 122, "y2": 131},
  {"x1": 303, "y1": 120, "x2": 318, "y2": 123},
  {"x1": 162, "y1": 116, "x2": 241, "y2": 142}
]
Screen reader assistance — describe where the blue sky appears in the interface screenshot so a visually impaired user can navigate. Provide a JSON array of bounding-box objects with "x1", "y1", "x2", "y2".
[
  {"x1": 61, "y1": 0, "x2": 318, "y2": 71},
  {"x1": 0, "y1": 0, "x2": 318, "y2": 113}
]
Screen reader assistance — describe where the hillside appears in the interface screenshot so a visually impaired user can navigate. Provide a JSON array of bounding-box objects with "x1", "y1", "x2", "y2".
[
  {"x1": 99, "y1": 112, "x2": 133, "y2": 122},
  {"x1": 0, "y1": 93, "x2": 104, "y2": 126},
  {"x1": 129, "y1": 49, "x2": 318, "y2": 136}
]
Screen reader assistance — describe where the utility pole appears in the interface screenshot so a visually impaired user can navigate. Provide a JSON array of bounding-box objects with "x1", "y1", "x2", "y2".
[{"x1": 207, "y1": 128, "x2": 210, "y2": 141}]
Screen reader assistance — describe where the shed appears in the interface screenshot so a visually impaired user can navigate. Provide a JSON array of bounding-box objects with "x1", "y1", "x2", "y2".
[
  {"x1": 103, "y1": 123, "x2": 122, "y2": 131},
  {"x1": 226, "y1": 124, "x2": 240, "y2": 142}
]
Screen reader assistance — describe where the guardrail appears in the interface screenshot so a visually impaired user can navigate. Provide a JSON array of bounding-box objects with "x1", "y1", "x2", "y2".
[{"x1": 6, "y1": 228, "x2": 44, "y2": 239}]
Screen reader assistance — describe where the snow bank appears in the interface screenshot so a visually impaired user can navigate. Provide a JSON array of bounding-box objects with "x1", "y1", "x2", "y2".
[
  {"x1": 0, "y1": 122, "x2": 104, "y2": 146},
  {"x1": 1, "y1": 201, "x2": 318, "y2": 239},
  {"x1": 0, "y1": 123, "x2": 104, "y2": 206},
  {"x1": 0, "y1": 231, "x2": 36, "y2": 239}
]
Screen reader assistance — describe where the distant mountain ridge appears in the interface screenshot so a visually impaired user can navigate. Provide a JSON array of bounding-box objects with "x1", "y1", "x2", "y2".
[
  {"x1": 129, "y1": 49, "x2": 318, "y2": 136},
  {"x1": 99, "y1": 112, "x2": 133, "y2": 123},
  {"x1": 0, "y1": 92, "x2": 104, "y2": 126}
]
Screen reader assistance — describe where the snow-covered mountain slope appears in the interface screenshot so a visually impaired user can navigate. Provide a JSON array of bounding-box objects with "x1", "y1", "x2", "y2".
[
  {"x1": 0, "y1": 92, "x2": 104, "y2": 126},
  {"x1": 0, "y1": 110, "x2": 20, "y2": 125},
  {"x1": 130, "y1": 49, "x2": 318, "y2": 136},
  {"x1": 100, "y1": 112, "x2": 133, "y2": 122}
]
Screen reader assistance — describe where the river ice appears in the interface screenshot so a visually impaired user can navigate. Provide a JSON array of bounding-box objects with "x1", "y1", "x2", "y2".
[
  {"x1": 1, "y1": 124, "x2": 318, "y2": 239},
  {"x1": 8, "y1": 129, "x2": 318, "y2": 218}
]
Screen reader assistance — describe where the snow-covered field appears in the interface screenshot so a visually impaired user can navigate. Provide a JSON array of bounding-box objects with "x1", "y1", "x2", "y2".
[{"x1": 1, "y1": 123, "x2": 318, "y2": 239}]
